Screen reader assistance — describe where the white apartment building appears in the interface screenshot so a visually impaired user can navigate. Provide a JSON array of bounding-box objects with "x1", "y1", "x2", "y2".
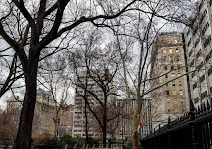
[
  {"x1": 184, "y1": 0, "x2": 212, "y2": 107},
  {"x1": 72, "y1": 71, "x2": 130, "y2": 140}
]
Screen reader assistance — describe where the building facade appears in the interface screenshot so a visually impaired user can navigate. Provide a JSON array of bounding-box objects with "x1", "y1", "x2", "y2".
[
  {"x1": 6, "y1": 88, "x2": 73, "y2": 138},
  {"x1": 72, "y1": 71, "x2": 127, "y2": 140},
  {"x1": 150, "y1": 33, "x2": 189, "y2": 128},
  {"x1": 184, "y1": 0, "x2": 212, "y2": 108}
]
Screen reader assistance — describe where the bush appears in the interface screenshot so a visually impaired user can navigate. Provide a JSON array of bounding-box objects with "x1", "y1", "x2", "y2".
[
  {"x1": 59, "y1": 134, "x2": 76, "y2": 145},
  {"x1": 33, "y1": 132, "x2": 55, "y2": 145}
]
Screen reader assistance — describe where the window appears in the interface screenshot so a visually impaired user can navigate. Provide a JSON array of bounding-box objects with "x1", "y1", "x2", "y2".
[
  {"x1": 166, "y1": 90, "x2": 170, "y2": 96},
  {"x1": 201, "y1": 91, "x2": 207, "y2": 99},
  {"x1": 179, "y1": 90, "x2": 183, "y2": 95},
  {"x1": 167, "y1": 99, "x2": 170, "y2": 104},
  {"x1": 176, "y1": 57, "x2": 180, "y2": 62},
  {"x1": 200, "y1": 75, "x2": 205, "y2": 83},
  {"x1": 164, "y1": 57, "x2": 167, "y2": 62},
  {"x1": 171, "y1": 73, "x2": 175, "y2": 78},
  {"x1": 181, "y1": 107, "x2": 185, "y2": 113},
  {"x1": 179, "y1": 81, "x2": 182, "y2": 86},
  {"x1": 164, "y1": 66, "x2": 168, "y2": 70},
  {"x1": 194, "y1": 97, "x2": 199, "y2": 104},
  {"x1": 170, "y1": 56, "x2": 174, "y2": 63},
  {"x1": 170, "y1": 49, "x2": 172, "y2": 53},
  {"x1": 175, "y1": 40, "x2": 178, "y2": 43},
  {"x1": 193, "y1": 82, "x2": 197, "y2": 89},
  {"x1": 176, "y1": 48, "x2": 179, "y2": 52},
  {"x1": 171, "y1": 66, "x2": 174, "y2": 70},
  {"x1": 165, "y1": 74, "x2": 168, "y2": 78},
  {"x1": 208, "y1": 67, "x2": 212, "y2": 76},
  {"x1": 163, "y1": 49, "x2": 166, "y2": 53},
  {"x1": 177, "y1": 65, "x2": 181, "y2": 70},
  {"x1": 189, "y1": 49, "x2": 193, "y2": 57},
  {"x1": 172, "y1": 81, "x2": 176, "y2": 86},
  {"x1": 196, "y1": 49, "x2": 202, "y2": 59},
  {"x1": 166, "y1": 83, "x2": 169, "y2": 87},
  {"x1": 167, "y1": 107, "x2": 171, "y2": 113},
  {"x1": 204, "y1": 36, "x2": 211, "y2": 48},
  {"x1": 178, "y1": 73, "x2": 181, "y2": 77},
  {"x1": 180, "y1": 98, "x2": 184, "y2": 104}
]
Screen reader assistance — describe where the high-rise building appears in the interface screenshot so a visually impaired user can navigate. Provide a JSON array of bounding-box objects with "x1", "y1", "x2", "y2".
[
  {"x1": 72, "y1": 70, "x2": 120, "y2": 139},
  {"x1": 150, "y1": 33, "x2": 189, "y2": 128},
  {"x1": 184, "y1": 0, "x2": 212, "y2": 107}
]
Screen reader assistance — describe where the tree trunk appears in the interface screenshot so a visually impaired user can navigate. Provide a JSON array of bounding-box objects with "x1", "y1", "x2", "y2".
[
  {"x1": 103, "y1": 106, "x2": 107, "y2": 144},
  {"x1": 85, "y1": 101, "x2": 89, "y2": 144},
  {"x1": 133, "y1": 132, "x2": 139, "y2": 149},
  {"x1": 14, "y1": 58, "x2": 38, "y2": 149}
]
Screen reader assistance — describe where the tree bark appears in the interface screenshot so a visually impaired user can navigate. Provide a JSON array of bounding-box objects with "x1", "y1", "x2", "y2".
[
  {"x1": 133, "y1": 132, "x2": 138, "y2": 149},
  {"x1": 13, "y1": 58, "x2": 38, "y2": 149}
]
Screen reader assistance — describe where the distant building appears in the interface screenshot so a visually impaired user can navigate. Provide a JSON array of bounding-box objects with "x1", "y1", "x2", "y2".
[
  {"x1": 150, "y1": 33, "x2": 189, "y2": 128},
  {"x1": 72, "y1": 71, "x2": 119, "y2": 139},
  {"x1": 183, "y1": 0, "x2": 212, "y2": 108},
  {"x1": 6, "y1": 88, "x2": 73, "y2": 137}
]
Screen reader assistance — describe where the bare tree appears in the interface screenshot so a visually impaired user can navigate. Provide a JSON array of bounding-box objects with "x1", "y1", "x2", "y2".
[
  {"x1": 0, "y1": 0, "x2": 146, "y2": 148},
  {"x1": 70, "y1": 31, "x2": 122, "y2": 144},
  {"x1": 110, "y1": 1, "x2": 195, "y2": 148}
]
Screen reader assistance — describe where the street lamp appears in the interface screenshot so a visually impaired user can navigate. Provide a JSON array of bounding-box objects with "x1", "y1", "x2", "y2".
[{"x1": 57, "y1": 118, "x2": 60, "y2": 138}]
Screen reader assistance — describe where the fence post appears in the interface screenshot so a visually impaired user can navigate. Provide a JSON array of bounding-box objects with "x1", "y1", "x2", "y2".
[
  {"x1": 189, "y1": 99, "x2": 198, "y2": 149},
  {"x1": 168, "y1": 117, "x2": 171, "y2": 149}
]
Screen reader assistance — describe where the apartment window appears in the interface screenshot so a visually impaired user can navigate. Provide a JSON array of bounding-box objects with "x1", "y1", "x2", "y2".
[
  {"x1": 195, "y1": 37, "x2": 200, "y2": 48},
  {"x1": 176, "y1": 48, "x2": 179, "y2": 52},
  {"x1": 175, "y1": 40, "x2": 178, "y2": 43},
  {"x1": 208, "y1": 67, "x2": 212, "y2": 76},
  {"x1": 197, "y1": 61, "x2": 203, "y2": 70},
  {"x1": 210, "y1": 0, "x2": 212, "y2": 6},
  {"x1": 172, "y1": 81, "x2": 176, "y2": 86},
  {"x1": 200, "y1": 75, "x2": 205, "y2": 83},
  {"x1": 201, "y1": 91, "x2": 207, "y2": 99},
  {"x1": 166, "y1": 90, "x2": 170, "y2": 96},
  {"x1": 193, "y1": 82, "x2": 197, "y2": 89},
  {"x1": 196, "y1": 49, "x2": 202, "y2": 59},
  {"x1": 165, "y1": 74, "x2": 168, "y2": 78},
  {"x1": 187, "y1": 29, "x2": 190, "y2": 37},
  {"x1": 177, "y1": 65, "x2": 181, "y2": 70},
  {"x1": 206, "y1": 50, "x2": 212, "y2": 62},
  {"x1": 179, "y1": 90, "x2": 183, "y2": 95},
  {"x1": 179, "y1": 81, "x2": 182, "y2": 86},
  {"x1": 180, "y1": 98, "x2": 184, "y2": 104},
  {"x1": 170, "y1": 56, "x2": 174, "y2": 63},
  {"x1": 163, "y1": 49, "x2": 166, "y2": 53},
  {"x1": 181, "y1": 107, "x2": 185, "y2": 113},
  {"x1": 166, "y1": 83, "x2": 169, "y2": 87},
  {"x1": 204, "y1": 36, "x2": 211, "y2": 48},
  {"x1": 164, "y1": 56, "x2": 167, "y2": 62},
  {"x1": 171, "y1": 73, "x2": 175, "y2": 78},
  {"x1": 202, "y1": 22, "x2": 209, "y2": 36},
  {"x1": 167, "y1": 99, "x2": 170, "y2": 104},
  {"x1": 176, "y1": 56, "x2": 180, "y2": 62},
  {"x1": 171, "y1": 66, "x2": 174, "y2": 70},
  {"x1": 178, "y1": 73, "x2": 181, "y2": 77},
  {"x1": 199, "y1": 10, "x2": 207, "y2": 23},
  {"x1": 167, "y1": 107, "x2": 171, "y2": 113},
  {"x1": 164, "y1": 66, "x2": 168, "y2": 70},
  {"x1": 187, "y1": 38, "x2": 191, "y2": 47},
  {"x1": 194, "y1": 97, "x2": 199, "y2": 104},
  {"x1": 189, "y1": 49, "x2": 193, "y2": 57},
  {"x1": 170, "y1": 49, "x2": 172, "y2": 53},
  {"x1": 190, "y1": 59, "x2": 194, "y2": 67}
]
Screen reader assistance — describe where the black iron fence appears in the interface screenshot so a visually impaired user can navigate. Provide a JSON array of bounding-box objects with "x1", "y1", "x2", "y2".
[{"x1": 140, "y1": 99, "x2": 212, "y2": 149}]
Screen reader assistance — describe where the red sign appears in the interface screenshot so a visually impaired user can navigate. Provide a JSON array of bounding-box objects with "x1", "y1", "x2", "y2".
[{"x1": 140, "y1": 122, "x2": 145, "y2": 127}]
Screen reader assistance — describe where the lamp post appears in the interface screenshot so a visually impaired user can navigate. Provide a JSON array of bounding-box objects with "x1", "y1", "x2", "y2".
[{"x1": 57, "y1": 118, "x2": 60, "y2": 138}]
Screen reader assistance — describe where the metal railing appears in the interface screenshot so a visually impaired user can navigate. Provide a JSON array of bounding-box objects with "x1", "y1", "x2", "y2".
[{"x1": 140, "y1": 98, "x2": 212, "y2": 149}]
